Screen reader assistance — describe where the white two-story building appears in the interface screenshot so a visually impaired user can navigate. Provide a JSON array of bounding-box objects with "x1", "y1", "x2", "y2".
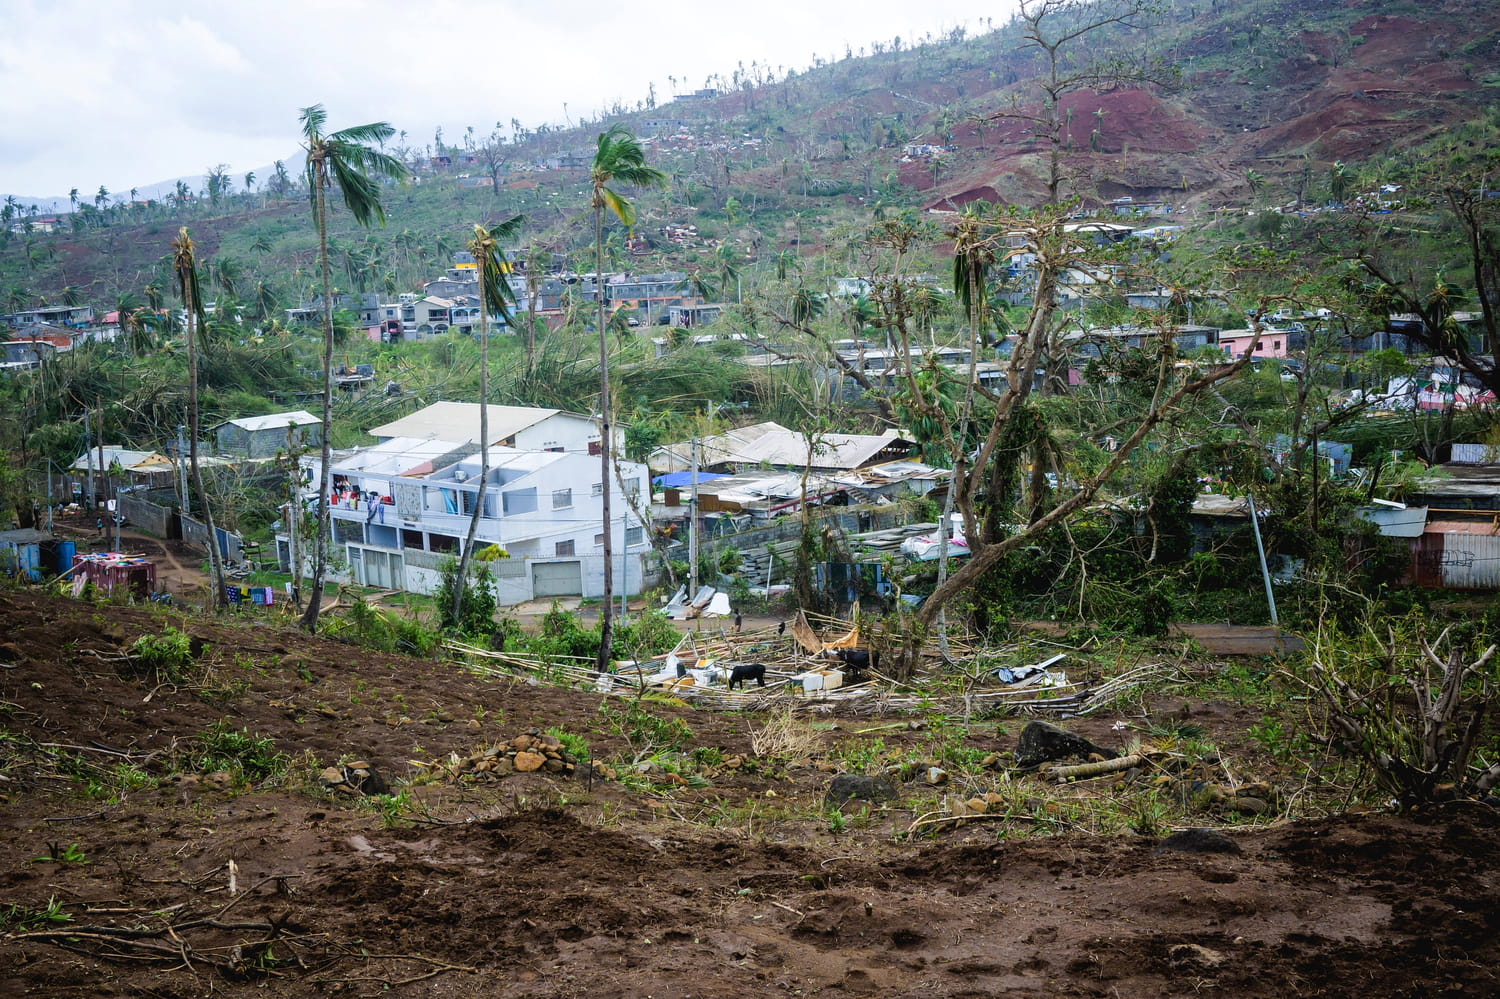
[
  {"x1": 366, "y1": 401, "x2": 620, "y2": 456},
  {"x1": 295, "y1": 436, "x2": 651, "y2": 605}
]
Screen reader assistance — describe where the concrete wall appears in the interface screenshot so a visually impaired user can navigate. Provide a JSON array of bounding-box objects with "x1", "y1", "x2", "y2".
[{"x1": 118, "y1": 493, "x2": 176, "y2": 538}]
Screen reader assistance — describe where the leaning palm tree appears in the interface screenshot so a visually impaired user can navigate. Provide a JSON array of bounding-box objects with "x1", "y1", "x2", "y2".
[
  {"x1": 452, "y1": 215, "x2": 524, "y2": 628},
  {"x1": 590, "y1": 126, "x2": 666, "y2": 672},
  {"x1": 171, "y1": 228, "x2": 227, "y2": 609},
  {"x1": 298, "y1": 104, "x2": 408, "y2": 631}
]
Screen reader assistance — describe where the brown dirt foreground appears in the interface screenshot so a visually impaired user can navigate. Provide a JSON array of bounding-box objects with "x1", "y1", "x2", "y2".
[{"x1": 1, "y1": 589, "x2": 1498, "y2": 999}]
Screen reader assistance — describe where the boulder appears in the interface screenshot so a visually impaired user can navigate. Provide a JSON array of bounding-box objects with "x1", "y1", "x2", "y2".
[
  {"x1": 825, "y1": 774, "x2": 900, "y2": 808},
  {"x1": 513, "y1": 751, "x2": 545, "y2": 773},
  {"x1": 1013, "y1": 721, "x2": 1117, "y2": 768}
]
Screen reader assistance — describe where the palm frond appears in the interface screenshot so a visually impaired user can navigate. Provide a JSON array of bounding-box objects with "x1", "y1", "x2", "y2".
[
  {"x1": 600, "y1": 188, "x2": 635, "y2": 229},
  {"x1": 328, "y1": 154, "x2": 389, "y2": 228},
  {"x1": 332, "y1": 142, "x2": 409, "y2": 185},
  {"x1": 298, "y1": 104, "x2": 327, "y2": 142},
  {"x1": 329, "y1": 121, "x2": 397, "y2": 148}
]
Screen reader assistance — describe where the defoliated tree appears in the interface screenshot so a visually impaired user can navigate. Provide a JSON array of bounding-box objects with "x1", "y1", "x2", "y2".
[
  {"x1": 171, "y1": 228, "x2": 227, "y2": 608},
  {"x1": 589, "y1": 125, "x2": 666, "y2": 672},
  {"x1": 297, "y1": 104, "x2": 408, "y2": 631}
]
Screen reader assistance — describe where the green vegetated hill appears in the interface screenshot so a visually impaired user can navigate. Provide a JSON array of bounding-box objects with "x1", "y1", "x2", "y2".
[{"x1": 4, "y1": 0, "x2": 1497, "y2": 311}]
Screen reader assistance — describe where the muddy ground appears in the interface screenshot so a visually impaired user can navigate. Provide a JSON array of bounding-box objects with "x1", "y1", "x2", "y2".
[{"x1": 1, "y1": 585, "x2": 1497, "y2": 998}]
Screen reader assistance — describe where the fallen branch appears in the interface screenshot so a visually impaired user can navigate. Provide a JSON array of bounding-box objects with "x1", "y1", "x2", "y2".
[{"x1": 1047, "y1": 753, "x2": 1148, "y2": 782}]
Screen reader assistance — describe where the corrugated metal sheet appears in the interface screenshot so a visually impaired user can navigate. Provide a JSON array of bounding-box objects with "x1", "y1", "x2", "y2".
[
  {"x1": 1450, "y1": 443, "x2": 1496, "y2": 464},
  {"x1": 1422, "y1": 520, "x2": 1500, "y2": 590}
]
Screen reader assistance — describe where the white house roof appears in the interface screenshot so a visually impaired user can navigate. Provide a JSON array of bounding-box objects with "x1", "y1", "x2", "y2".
[
  {"x1": 333, "y1": 437, "x2": 479, "y2": 477},
  {"x1": 218, "y1": 410, "x2": 322, "y2": 433},
  {"x1": 367, "y1": 402, "x2": 592, "y2": 446}
]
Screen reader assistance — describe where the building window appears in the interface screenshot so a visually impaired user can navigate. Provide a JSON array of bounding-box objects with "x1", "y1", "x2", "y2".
[
  {"x1": 625, "y1": 478, "x2": 641, "y2": 497},
  {"x1": 552, "y1": 488, "x2": 572, "y2": 509},
  {"x1": 594, "y1": 532, "x2": 605, "y2": 547},
  {"x1": 555, "y1": 540, "x2": 575, "y2": 556},
  {"x1": 625, "y1": 526, "x2": 644, "y2": 547},
  {"x1": 591, "y1": 481, "x2": 603, "y2": 497}
]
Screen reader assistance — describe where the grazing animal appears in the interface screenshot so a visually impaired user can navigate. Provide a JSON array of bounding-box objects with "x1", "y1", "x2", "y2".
[
  {"x1": 828, "y1": 647, "x2": 878, "y2": 680},
  {"x1": 728, "y1": 663, "x2": 767, "y2": 690}
]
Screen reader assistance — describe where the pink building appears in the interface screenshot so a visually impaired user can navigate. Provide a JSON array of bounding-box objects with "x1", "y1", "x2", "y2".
[{"x1": 1219, "y1": 328, "x2": 1296, "y2": 359}]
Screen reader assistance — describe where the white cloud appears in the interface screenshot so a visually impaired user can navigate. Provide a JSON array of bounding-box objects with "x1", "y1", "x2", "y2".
[{"x1": 0, "y1": 0, "x2": 1008, "y2": 200}]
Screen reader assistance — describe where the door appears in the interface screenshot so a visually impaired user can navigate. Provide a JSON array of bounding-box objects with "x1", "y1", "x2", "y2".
[{"x1": 531, "y1": 560, "x2": 582, "y2": 598}]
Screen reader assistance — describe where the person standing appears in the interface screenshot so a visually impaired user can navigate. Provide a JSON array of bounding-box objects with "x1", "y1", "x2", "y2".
[{"x1": 733, "y1": 611, "x2": 743, "y2": 634}]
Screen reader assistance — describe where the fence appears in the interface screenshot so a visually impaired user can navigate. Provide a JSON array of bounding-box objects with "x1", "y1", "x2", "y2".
[
  {"x1": 180, "y1": 513, "x2": 245, "y2": 565},
  {"x1": 697, "y1": 505, "x2": 912, "y2": 561}
]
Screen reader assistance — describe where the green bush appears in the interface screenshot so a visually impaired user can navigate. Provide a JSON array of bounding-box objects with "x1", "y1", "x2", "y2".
[
  {"x1": 190, "y1": 721, "x2": 287, "y2": 784},
  {"x1": 129, "y1": 627, "x2": 198, "y2": 682},
  {"x1": 435, "y1": 557, "x2": 497, "y2": 637}
]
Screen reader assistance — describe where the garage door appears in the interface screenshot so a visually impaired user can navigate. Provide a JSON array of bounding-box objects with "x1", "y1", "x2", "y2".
[{"x1": 531, "y1": 560, "x2": 582, "y2": 598}]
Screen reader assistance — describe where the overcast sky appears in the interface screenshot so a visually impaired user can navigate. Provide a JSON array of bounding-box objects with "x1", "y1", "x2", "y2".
[{"x1": 1, "y1": 0, "x2": 1006, "y2": 205}]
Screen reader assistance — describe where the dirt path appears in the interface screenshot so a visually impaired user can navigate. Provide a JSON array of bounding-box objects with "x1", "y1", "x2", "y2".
[{"x1": 50, "y1": 512, "x2": 208, "y2": 599}]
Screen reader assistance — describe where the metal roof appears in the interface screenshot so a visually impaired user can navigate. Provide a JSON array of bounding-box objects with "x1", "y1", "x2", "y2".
[
  {"x1": 219, "y1": 410, "x2": 322, "y2": 433},
  {"x1": 367, "y1": 402, "x2": 588, "y2": 445}
]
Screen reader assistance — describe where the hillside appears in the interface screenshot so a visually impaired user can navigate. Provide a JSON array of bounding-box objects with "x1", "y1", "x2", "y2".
[
  {"x1": 2, "y1": 586, "x2": 1498, "y2": 997},
  {"x1": 4, "y1": 0, "x2": 1497, "y2": 311}
]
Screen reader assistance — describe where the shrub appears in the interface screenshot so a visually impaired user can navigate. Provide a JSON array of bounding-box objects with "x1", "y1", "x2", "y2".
[
  {"x1": 1303, "y1": 612, "x2": 1500, "y2": 809},
  {"x1": 190, "y1": 721, "x2": 288, "y2": 784},
  {"x1": 435, "y1": 557, "x2": 497, "y2": 637},
  {"x1": 129, "y1": 627, "x2": 198, "y2": 682}
]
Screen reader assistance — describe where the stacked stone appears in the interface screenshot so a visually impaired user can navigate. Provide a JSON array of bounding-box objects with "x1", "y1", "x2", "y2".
[{"x1": 442, "y1": 729, "x2": 578, "y2": 782}]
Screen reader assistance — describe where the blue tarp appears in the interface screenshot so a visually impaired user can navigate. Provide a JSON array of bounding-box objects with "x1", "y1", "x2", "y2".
[{"x1": 652, "y1": 471, "x2": 730, "y2": 488}]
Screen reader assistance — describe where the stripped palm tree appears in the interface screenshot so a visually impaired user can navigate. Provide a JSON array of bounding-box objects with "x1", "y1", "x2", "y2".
[
  {"x1": 171, "y1": 228, "x2": 228, "y2": 608},
  {"x1": 298, "y1": 104, "x2": 408, "y2": 631},
  {"x1": 452, "y1": 215, "x2": 524, "y2": 628},
  {"x1": 590, "y1": 126, "x2": 666, "y2": 672}
]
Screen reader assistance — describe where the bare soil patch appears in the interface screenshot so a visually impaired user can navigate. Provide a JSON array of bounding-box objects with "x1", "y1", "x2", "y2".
[{"x1": 1, "y1": 588, "x2": 1496, "y2": 997}]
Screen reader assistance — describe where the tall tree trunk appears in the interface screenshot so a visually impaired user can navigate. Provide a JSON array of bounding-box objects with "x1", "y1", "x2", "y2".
[
  {"x1": 300, "y1": 182, "x2": 334, "y2": 631},
  {"x1": 596, "y1": 206, "x2": 615, "y2": 672},
  {"x1": 185, "y1": 279, "x2": 226, "y2": 608},
  {"x1": 454, "y1": 254, "x2": 491, "y2": 627}
]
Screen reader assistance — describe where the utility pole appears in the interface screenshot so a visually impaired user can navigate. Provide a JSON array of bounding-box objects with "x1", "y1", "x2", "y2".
[
  {"x1": 83, "y1": 409, "x2": 95, "y2": 511},
  {"x1": 1246, "y1": 493, "x2": 1279, "y2": 627},
  {"x1": 619, "y1": 513, "x2": 628, "y2": 624},
  {"x1": 688, "y1": 433, "x2": 699, "y2": 598},
  {"x1": 177, "y1": 425, "x2": 189, "y2": 512}
]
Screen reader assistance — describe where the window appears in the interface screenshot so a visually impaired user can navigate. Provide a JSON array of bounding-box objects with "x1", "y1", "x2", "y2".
[
  {"x1": 555, "y1": 540, "x2": 575, "y2": 556},
  {"x1": 591, "y1": 481, "x2": 603, "y2": 497},
  {"x1": 594, "y1": 532, "x2": 605, "y2": 547},
  {"x1": 625, "y1": 478, "x2": 642, "y2": 497},
  {"x1": 552, "y1": 488, "x2": 572, "y2": 509},
  {"x1": 625, "y1": 526, "x2": 644, "y2": 547}
]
